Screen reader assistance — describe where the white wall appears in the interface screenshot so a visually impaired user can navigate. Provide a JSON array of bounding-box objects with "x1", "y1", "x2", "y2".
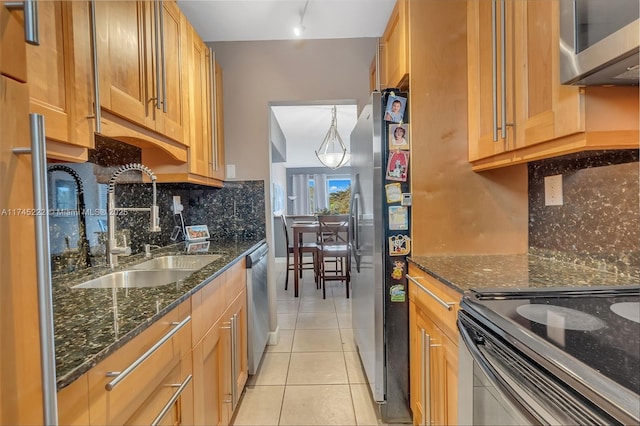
[{"x1": 209, "y1": 38, "x2": 376, "y2": 335}]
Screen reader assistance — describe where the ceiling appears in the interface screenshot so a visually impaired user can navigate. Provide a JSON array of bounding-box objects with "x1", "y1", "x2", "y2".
[
  {"x1": 177, "y1": 0, "x2": 394, "y2": 168},
  {"x1": 271, "y1": 104, "x2": 358, "y2": 168},
  {"x1": 177, "y1": 0, "x2": 396, "y2": 42}
]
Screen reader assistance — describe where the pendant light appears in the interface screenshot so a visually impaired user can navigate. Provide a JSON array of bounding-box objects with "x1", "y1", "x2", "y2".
[{"x1": 315, "y1": 106, "x2": 350, "y2": 169}]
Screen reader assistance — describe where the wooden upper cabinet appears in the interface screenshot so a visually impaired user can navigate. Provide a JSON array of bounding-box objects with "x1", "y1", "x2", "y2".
[
  {"x1": 26, "y1": 1, "x2": 95, "y2": 162},
  {"x1": 467, "y1": 0, "x2": 520, "y2": 162},
  {"x1": 95, "y1": 0, "x2": 186, "y2": 145},
  {"x1": 380, "y1": 0, "x2": 408, "y2": 89},
  {"x1": 189, "y1": 31, "x2": 212, "y2": 178},
  {"x1": 518, "y1": 0, "x2": 583, "y2": 148},
  {"x1": 95, "y1": 1, "x2": 149, "y2": 128},
  {"x1": 1, "y1": 3, "x2": 27, "y2": 82},
  {"x1": 154, "y1": 0, "x2": 187, "y2": 144},
  {"x1": 211, "y1": 60, "x2": 225, "y2": 181},
  {"x1": 468, "y1": 0, "x2": 638, "y2": 171}
]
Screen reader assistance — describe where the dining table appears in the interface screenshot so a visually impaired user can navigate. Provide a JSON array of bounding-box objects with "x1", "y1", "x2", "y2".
[{"x1": 290, "y1": 219, "x2": 349, "y2": 297}]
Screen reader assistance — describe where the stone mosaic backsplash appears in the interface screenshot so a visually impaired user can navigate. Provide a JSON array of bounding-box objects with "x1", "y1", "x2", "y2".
[
  {"x1": 528, "y1": 150, "x2": 639, "y2": 278},
  {"x1": 48, "y1": 159, "x2": 266, "y2": 273}
]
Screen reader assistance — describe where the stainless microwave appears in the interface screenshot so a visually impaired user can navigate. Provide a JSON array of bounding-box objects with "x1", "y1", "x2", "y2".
[{"x1": 560, "y1": 0, "x2": 639, "y2": 85}]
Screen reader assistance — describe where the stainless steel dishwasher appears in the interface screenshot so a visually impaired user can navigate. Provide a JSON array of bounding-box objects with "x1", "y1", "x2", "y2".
[{"x1": 246, "y1": 242, "x2": 269, "y2": 374}]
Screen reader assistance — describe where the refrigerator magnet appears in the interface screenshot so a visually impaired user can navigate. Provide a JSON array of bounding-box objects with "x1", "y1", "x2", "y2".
[
  {"x1": 389, "y1": 206, "x2": 409, "y2": 230},
  {"x1": 384, "y1": 94, "x2": 407, "y2": 123},
  {"x1": 389, "y1": 284, "x2": 406, "y2": 303},
  {"x1": 388, "y1": 124, "x2": 410, "y2": 150},
  {"x1": 386, "y1": 151, "x2": 409, "y2": 182},
  {"x1": 389, "y1": 234, "x2": 411, "y2": 256},
  {"x1": 385, "y1": 183, "x2": 402, "y2": 203},
  {"x1": 391, "y1": 260, "x2": 405, "y2": 280}
]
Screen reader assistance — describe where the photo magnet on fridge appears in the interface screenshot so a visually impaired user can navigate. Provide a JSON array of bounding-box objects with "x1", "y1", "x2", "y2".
[
  {"x1": 391, "y1": 260, "x2": 406, "y2": 280},
  {"x1": 386, "y1": 151, "x2": 409, "y2": 182},
  {"x1": 388, "y1": 123, "x2": 410, "y2": 150},
  {"x1": 390, "y1": 284, "x2": 406, "y2": 303},
  {"x1": 389, "y1": 206, "x2": 409, "y2": 230},
  {"x1": 389, "y1": 234, "x2": 411, "y2": 256},
  {"x1": 385, "y1": 183, "x2": 403, "y2": 203},
  {"x1": 384, "y1": 95, "x2": 407, "y2": 123}
]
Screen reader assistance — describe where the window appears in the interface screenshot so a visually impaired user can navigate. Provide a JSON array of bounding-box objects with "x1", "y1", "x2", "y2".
[{"x1": 326, "y1": 177, "x2": 351, "y2": 214}]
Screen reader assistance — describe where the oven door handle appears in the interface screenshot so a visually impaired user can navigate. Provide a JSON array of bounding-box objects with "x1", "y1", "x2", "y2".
[{"x1": 457, "y1": 316, "x2": 540, "y2": 424}]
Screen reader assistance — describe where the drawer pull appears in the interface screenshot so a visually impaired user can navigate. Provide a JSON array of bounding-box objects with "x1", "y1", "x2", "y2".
[
  {"x1": 105, "y1": 315, "x2": 191, "y2": 391},
  {"x1": 406, "y1": 275, "x2": 455, "y2": 311},
  {"x1": 150, "y1": 374, "x2": 192, "y2": 426}
]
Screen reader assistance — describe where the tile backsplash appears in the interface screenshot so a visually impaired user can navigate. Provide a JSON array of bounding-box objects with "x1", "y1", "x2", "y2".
[
  {"x1": 48, "y1": 160, "x2": 265, "y2": 272},
  {"x1": 529, "y1": 150, "x2": 639, "y2": 278}
]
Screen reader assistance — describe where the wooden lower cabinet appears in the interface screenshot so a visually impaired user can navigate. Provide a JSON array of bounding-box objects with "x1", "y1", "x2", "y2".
[
  {"x1": 408, "y1": 264, "x2": 461, "y2": 426},
  {"x1": 192, "y1": 275, "x2": 248, "y2": 426},
  {"x1": 86, "y1": 301, "x2": 191, "y2": 425}
]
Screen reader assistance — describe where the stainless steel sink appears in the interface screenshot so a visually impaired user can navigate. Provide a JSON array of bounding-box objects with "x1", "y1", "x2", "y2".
[
  {"x1": 127, "y1": 254, "x2": 222, "y2": 271},
  {"x1": 72, "y1": 269, "x2": 194, "y2": 289}
]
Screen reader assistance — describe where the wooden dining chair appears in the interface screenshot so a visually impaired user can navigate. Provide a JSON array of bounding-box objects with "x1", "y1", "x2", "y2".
[
  {"x1": 281, "y1": 215, "x2": 318, "y2": 291},
  {"x1": 316, "y1": 214, "x2": 351, "y2": 299}
]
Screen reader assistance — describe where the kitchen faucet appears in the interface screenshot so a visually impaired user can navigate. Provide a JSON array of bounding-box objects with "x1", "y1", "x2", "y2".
[
  {"x1": 107, "y1": 163, "x2": 161, "y2": 267},
  {"x1": 47, "y1": 165, "x2": 91, "y2": 269}
]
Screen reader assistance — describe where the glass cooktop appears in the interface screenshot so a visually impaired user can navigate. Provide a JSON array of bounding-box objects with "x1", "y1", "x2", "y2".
[{"x1": 465, "y1": 286, "x2": 640, "y2": 395}]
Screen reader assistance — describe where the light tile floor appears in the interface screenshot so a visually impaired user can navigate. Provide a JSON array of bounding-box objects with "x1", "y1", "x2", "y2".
[{"x1": 232, "y1": 260, "x2": 386, "y2": 426}]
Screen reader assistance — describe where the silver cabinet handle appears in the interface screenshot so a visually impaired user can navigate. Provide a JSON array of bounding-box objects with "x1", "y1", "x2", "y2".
[
  {"x1": 230, "y1": 313, "x2": 238, "y2": 410},
  {"x1": 89, "y1": 0, "x2": 101, "y2": 133},
  {"x1": 105, "y1": 315, "x2": 191, "y2": 391},
  {"x1": 421, "y1": 329, "x2": 432, "y2": 426},
  {"x1": 500, "y1": 0, "x2": 507, "y2": 140},
  {"x1": 159, "y1": 0, "x2": 167, "y2": 113},
  {"x1": 5, "y1": 1, "x2": 39, "y2": 45},
  {"x1": 406, "y1": 275, "x2": 455, "y2": 311},
  {"x1": 209, "y1": 48, "x2": 218, "y2": 173},
  {"x1": 150, "y1": 374, "x2": 192, "y2": 426},
  {"x1": 13, "y1": 114, "x2": 59, "y2": 425},
  {"x1": 420, "y1": 328, "x2": 426, "y2": 426},
  {"x1": 153, "y1": 0, "x2": 161, "y2": 110},
  {"x1": 491, "y1": 0, "x2": 498, "y2": 142}
]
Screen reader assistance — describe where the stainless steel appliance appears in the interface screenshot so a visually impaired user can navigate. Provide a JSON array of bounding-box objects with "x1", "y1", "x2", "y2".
[
  {"x1": 349, "y1": 90, "x2": 411, "y2": 422},
  {"x1": 245, "y1": 242, "x2": 269, "y2": 375},
  {"x1": 458, "y1": 286, "x2": 640, "y2": 425},
  {"x1": 560, "y1": 0, "x2": 639, "y2": 85}
]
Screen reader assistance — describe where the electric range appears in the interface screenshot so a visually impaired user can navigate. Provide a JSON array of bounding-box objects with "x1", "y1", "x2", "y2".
[{"x1": 458, "y1": 285, "x2": 640, "y2": 425}]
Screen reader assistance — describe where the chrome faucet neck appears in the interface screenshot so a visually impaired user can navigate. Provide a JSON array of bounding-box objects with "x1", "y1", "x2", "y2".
[{"x1": 107, "y1": 163, "x2": 161, "y2": 267}]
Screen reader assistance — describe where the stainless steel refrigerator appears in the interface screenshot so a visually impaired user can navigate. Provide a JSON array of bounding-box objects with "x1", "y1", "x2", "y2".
[{"x1": 349, "y1": 90, "x2": 411, "y2": 422}]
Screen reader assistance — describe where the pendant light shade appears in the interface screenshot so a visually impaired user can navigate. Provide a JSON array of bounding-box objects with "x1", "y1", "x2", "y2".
[{"x1": 315, "y1": 106, "x2": 350, "y2": 169}]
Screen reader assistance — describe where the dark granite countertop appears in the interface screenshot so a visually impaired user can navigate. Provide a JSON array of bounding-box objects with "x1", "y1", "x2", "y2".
[
  {"x1": 408, "y1": 251, "x2": 640, "y2": 295},
  {"x1": 53, "y1": 238, "x2": 265, "y2": 390}
]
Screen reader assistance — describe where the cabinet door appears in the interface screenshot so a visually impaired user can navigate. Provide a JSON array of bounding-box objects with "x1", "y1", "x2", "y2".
[
  {"x1": 467, "y1": 0, "x2": 520, "y2": 161},
  {"x1": 229, "y1": 290, "x2": 248, "y2": 402},
  {"x1": 187, "y1": 29, "x2": 212, "y2": 178},
  {"x1": 155, "y1": 0, "x2": 186, "y2": 144},
  {"x1": 26, "y1": 1, "x2": 72, "y2": 144},
  {"x1": 519, "y1": 0, "x2": 583, "y2": 147},
  {"x1": 0, "y1": 75, "x2": 44, "y2": 426},
  {"x1": 412, "y1": 308, "x2": 457, "y2": 426},
  {"x1": 381, "y1": 0, "x2": 408, "y2": 89},
  {"x1": 26, "y1": 1, "x2": 95, "y2": 156},
  {"x1": 210, "y1": 60, "x2": 225, "y2": 181},
  {"x1": 192, "y1": 319, "x2": 230, "y2": 426},
  {"x1": 1, "y1": 4, "x2": 27, "y2": 82},
  {"x1": 95, "y1": 0, "x2": 150, "y2": 127}
]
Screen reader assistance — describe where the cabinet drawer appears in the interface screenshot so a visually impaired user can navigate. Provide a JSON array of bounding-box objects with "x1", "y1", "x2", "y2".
[
  {"x1": 407, "y1": 265, "x2": 461, "y2": 342},
  {"x1": 124, "y1": 361, "x2": 192, "y2": 425},
  {"x1": 224, "y1": 259, "x2": 246, "y2": 306},
  {"x1": 87, "y1": 302, "x2": 191, "y2": 425},
  {"x1": 192, "y1": 273, "x2": 225, "y2": 346}
]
